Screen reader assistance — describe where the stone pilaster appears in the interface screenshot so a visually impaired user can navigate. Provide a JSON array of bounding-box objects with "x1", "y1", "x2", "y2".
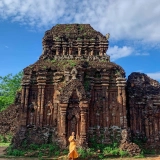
[
  {"x1": 20, "y1": 72, "x2": 31, "y2": 126},
  {"x1": 79, "y1": 101, "x2": 88, "y2": 146},
  {"x1": 101, "y1": 72, "x2": 109, "y2": 127},
  {"x1": 105, "y1": 85, "x2": 109, "y2": 127},
  {"x1": 116, "y1": 77, "x2": 127, "y2": 128},
  {"x1": 20, "y1": 85, "x2": 29, "y2": 126},
  {"x1": 59, "y1": 103, "x2": 68, "y2": 146},
  {"x1": 90, "y1": 79, "x2": 94, "y2": 127},
  {"x1": 40, "y1": 86, "x2": 45, "y2": 126},
  {"x1": 24, "y1": 86, "x2": 29, "y2": 108},
  {"x1": 21, "y1": 86, "x2": 25, "y2": 112},
  {"x1": 37, "y1": 86, "x2": 42, "y2": 126},
  {"x1": 53, "y1": 103, "x2": 58, "y2": 126},
  {"x1": 37, "y1": 71, "x2": 46, "y2": 127},
  {"x1": 24, "y1": 86, "x2": 30, "y2": 126},
  {"x1": 53, "y1": 83, "x2": 59, "y2": 127}
]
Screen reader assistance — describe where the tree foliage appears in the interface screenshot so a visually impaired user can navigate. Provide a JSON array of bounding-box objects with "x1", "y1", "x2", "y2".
[{"x1": 0, "y1": 71, "x2": 23, "y2": 112}]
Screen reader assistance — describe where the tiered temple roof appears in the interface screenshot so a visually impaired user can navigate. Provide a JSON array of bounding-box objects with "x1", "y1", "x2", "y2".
[{"x1": 40, "y1": 24, "x2": 110, "y2": 61}]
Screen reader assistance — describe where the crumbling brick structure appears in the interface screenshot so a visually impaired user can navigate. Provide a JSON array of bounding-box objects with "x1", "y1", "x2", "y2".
[
  {"x1": 10, "y1": 24, "x2": 160, "y2": 150},
  {"x1": 15, "y1": 24, "x2": 126, "y2": 148},
  {"x1": 127, "y1": 72, "x2": 160, "y2": 149}
]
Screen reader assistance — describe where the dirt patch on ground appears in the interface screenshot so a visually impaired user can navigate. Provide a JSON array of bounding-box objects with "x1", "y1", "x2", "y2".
[
  {"x1": 108, "y1": 156, "x2": 160, "y2": 160},
  {"x1": 0, "y1": 147, "x2": 7, "y2": 156}
]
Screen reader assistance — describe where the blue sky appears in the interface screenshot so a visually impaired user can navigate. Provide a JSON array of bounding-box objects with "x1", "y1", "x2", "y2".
[{"x1": 0, "y1": 0, "x2": 160, "y2": 81}]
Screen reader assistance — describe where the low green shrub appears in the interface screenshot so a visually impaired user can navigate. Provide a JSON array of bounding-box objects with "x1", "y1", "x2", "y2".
[
  {"x1": 103, "y1": 146, "x2": 112, "y2": 154},
  {"x1": 78, "y1": 147, "x2": 88, "y2": 158},
  {"x1": 38, "y1": 151, "x2": 44, "y2": 158},
  {"x1": 119, "y1": 149, "x2": 129, "y2": 157},
  {"x1": 143, "y1": 149, "x2": 155, "y2": 155},
  {"x1": 110, "y1": 148, "x2": 120, "y2": 156},
  {"x1": 62, "y1": 149, "x2": 69, "y2": 155},
  {"x1": 77, "y1": 147, "x2": 94, "y2": 158},
  {"x1": 6, "y1": 145, "x2": 25, "y2": 156},
  {"x1": 134, "y1": 153, "x2": 145, "y2": 158},
  {"x1": 0, "y1": 133, "x2": 13, "y2": 143},
  {"x1": 133, "y1": 137, "x2": 155, "y2": 155},
  {"x1": 98, "y1": 153, "x2": 104, "y2": 159},
  {"x1": 6, "y1": 143, "x2": 61, "y2": 157},
  {"x1": 29, "y1": 143, "x2": 39, "y2": 150}
]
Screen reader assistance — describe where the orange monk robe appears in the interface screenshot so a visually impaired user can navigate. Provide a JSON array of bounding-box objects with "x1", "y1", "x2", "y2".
[{"x1": 68, "y1": 136, "x2": 79, "y2": 159}]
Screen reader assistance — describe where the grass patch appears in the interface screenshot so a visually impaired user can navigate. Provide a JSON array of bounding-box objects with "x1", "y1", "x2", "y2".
[
  {"x1": 0, "y1": 134, "x2": 13, "y2": 143},
  {"x1": 134, "y1": 154, "x2": 145, "y2": 158},
  {"x1": 77, "y1": 141, "x2": 130, "y2": 159},
  {"x1": 5, "y1": 143, "x2": 62, "y2": 158},
  {"x1": 0, "y1": 143, "x2": 10, "y2": 147},
  {"x1": 7, "y1": 146, "x2": 25, "y2": 157}
]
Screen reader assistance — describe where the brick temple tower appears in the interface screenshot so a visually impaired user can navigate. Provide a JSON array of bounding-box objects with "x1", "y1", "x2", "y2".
[{"x1": 18, "y1": 24, "x2": 127, "y2": 148}]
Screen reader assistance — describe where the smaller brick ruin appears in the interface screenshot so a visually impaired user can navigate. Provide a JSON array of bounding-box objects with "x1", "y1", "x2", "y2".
[{"x1": 127, "y1": 72, "x2": 160, "y2": 149}]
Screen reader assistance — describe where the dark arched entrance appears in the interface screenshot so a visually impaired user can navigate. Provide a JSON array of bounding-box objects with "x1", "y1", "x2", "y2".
[
  {"x1": 66, "y1": 89, "x2": 81, "y2": 145},
  {"x1": 59, "y1": 79, "x2": 89, "y2": 147}
]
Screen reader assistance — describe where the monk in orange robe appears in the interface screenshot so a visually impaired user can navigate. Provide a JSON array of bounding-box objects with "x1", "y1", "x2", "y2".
[{"x1": 68, "y1": 132, "x2": 79, "y2": 160}]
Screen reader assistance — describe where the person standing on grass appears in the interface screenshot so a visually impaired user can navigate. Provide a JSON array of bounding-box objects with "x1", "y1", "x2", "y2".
[{"x1": 68, "y1": 132, "x2": 79, "y2": 160}]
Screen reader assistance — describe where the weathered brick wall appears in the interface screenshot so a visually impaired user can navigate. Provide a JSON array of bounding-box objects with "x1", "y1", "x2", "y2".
[
  {"x1": 127, "y1": 72, "x2": 160, "y2": 149},
  {"x1": 0, "y1": 104, "x2": 20, "y2": 135}
]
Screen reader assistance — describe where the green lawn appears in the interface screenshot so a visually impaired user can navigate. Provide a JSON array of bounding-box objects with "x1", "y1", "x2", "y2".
[{"x1": 0, "y1": 143, "x2": 10, "y2": 147}]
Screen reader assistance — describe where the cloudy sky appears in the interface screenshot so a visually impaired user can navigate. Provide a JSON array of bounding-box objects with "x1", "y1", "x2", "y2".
[{"x1": 0, "y1": 0, "x2": 160, "y2": 81}]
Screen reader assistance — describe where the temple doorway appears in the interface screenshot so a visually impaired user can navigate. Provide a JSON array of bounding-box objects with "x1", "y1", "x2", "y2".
[{"x1": 66, "y1": 89, "x2": 81, "y2": 145}]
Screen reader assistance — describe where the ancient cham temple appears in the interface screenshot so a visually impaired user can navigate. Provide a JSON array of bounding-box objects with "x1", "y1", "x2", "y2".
[{"x1": 11, "y1": 24, "x2": 160, "y2": 150}]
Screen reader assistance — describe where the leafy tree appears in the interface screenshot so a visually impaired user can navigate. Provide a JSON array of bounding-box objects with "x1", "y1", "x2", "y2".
[{"x1": 0, "y1": 71, "x2": 23, "y2": 112}]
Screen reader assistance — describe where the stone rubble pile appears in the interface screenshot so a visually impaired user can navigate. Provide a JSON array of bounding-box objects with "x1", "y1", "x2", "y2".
[
  {"x1": 120, "y1": 129, "x2": 141, "y2": 156},
  {"x1": 120, "y1": 141, "x2": 141, "y2": 156}
]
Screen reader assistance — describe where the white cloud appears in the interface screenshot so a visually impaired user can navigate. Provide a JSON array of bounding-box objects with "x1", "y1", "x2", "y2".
[
  {"x1": 146, "y1": 72, "x2": 160, "y2": 81},
  {"x1": 0, "y1": 0, "x2": 67, "y2": 27},
  {"x1": 135, "y1": 52, "x2": 149, "y2": 56},
  {"x1": 107, "y1": 45, "x2": 133, "y2": 61},
  {"x1": 0, "y1": 0, "x2": 160, "y2": 42}
]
